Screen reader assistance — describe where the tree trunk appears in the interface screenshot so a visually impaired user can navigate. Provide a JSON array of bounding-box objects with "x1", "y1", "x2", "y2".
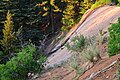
[{"x1": 49, "y1": 2, "x2": 54, "y2": 33}]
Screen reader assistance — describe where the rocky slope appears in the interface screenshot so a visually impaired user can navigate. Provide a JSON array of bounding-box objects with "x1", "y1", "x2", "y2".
[{"x1": 45, "y1": 5, "x2": 120, "y2": 68}]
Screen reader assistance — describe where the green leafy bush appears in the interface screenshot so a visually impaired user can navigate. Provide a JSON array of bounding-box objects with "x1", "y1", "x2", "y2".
[
  {"x1": 0, "y1": 44, "x2": 46, "y2": 80},
  {"x1": 108, "y1": 18, "x2": 120, "y2": 56},
  {"x1": 65, "y1": 35, "x2": 86, "y2": 53}
]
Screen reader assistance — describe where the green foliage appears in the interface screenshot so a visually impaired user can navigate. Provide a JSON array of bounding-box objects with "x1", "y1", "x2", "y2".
[
  {"x1": 37, "y1": 0, "x2": 62, "y2": 33},
  {"x1": 61, "y1": 0, "x2": 94, "y2": 31},
  {"x1": 0, "y1": 0, "x2": 41, "y2": 28},
  {"x1": 118, "y1": 61, "x2": 120, "y2": 79},
  {"x1": 39, "y1": 0, "x2": 61, "y2": 16},
  {"x1": 80, "y1": 0, "x2": 94, "y2": 13},
  {"x1": 118, "y1": 68, "x2": 120, "y2": 79},
  {"x1": 118, "y1": 0, "x2": 120, "y2": 3},
  {"x1": 69, "y1": 56, "x2": 78, "y2": 70},
  {"x1": 0, "y1": 0, "x2": 49, "y2": 44},
  {"x1": 69, "y1": 56, "x2": 84, "y2": 75},
  {"x1": 21, "y1": 27, "x2": 44, "y2": 44},
  {"x1": 52, "y1": 77, "x2": 60, "y2": 80},
  {"x1": 117, "y1": 0, "x2": 120, "y2": 5},
  {"x1": 0, "y1": 44, "x2": 46, "y2": 80},
  {"x1": 117, "y1": 61, "x2": 120, "y2": 80},
  {"x1": 112, "y1": 0, "x2": 120, "y2": 5},
  {"x1": 91, "y1": 0, "x2": 111, "y2": 10},
  {"x1": 77, "y1": 0, "x2": 94, "y2": 23},
  {"x1": 96, "y1": 30, "x2": 108, "y2": 46},
  {"x1": 0, "y1": 51, "x2": 3, "y2": 56},
  {"x1": 66, "y1": 35, "x2": 86, "y2": 53},
  {"x1": 108, "y1": 17, "x2": 120, "y2": 56},
  {"x1": 83, "y1": 45, "x2": 101, "y2": 62},
  {"x1": 0, "y1": 11, "x2": 15, "y2": 54}
]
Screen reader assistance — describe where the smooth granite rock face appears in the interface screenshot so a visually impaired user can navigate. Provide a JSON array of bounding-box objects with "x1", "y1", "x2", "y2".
[{"x1": 45, "y1": 5, "x2": 120, "y2": 68}]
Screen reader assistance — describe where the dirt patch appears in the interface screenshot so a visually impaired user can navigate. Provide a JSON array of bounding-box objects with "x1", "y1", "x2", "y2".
[
  {"x1": 79, "y1": 54, "x2": 120, "y2": 80},
  {"x1": 37, "y1": 47, "x2": 120, "y2": 80},
  {"x1": 36, "y1": 55, "x2": 120, "y2": 80},
  {"x1": 37, "y1": 67, "x2": 74, "y2": 80},
  {"x1": 93, "y1": 63, "x2": 119, "y2": 80}
]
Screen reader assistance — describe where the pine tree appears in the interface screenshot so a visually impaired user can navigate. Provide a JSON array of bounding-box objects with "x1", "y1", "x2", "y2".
[
  {"x1": 0, "y1": 11, "x2": 15, "y2": 54},
  {"x1": 61, "y1": 0, "x2": 76, "y2": 31},
  {"x1": 36, "y1": 0, "x2": 61, "y2": 33},
  {"x1": 80, "y1": 0, "x2": 94, "y2": 12},
  {"x1": 0, "y1": 0, "x2": 45, "y2": 42},
  {"x1": 61, "y1": 0, "x2": 84, "y2": 31},
  {"x1": 61, "y1": 0, "x2": 95, "y2": 31}
]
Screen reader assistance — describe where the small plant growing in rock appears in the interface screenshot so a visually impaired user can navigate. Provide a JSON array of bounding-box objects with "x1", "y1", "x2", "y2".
[
  {"x1": 65, "y1": 35, "x2": 86, "y2": 54},
  {"x1": 83, "y1": 48, "x2": 94, "y2": 63},
  {"x1": 68, "y1": 56, "x2": 84, "y2": 80},
  {"x1": 69, "y1": 56, "x2": 78, "y2": 69},
  {"x1": 52, "y1": 77, "x2": 60, "y2": 80},
  {"x1": 83, "y1": 45, "x2": 101, "y2": 63},
  {"x1": 118, "y1": 70, "x2": 120, "y2": 80},
  {"x1": 96, "y1": 29, "x2": 108, "y2": 46},
  {"x1": 69, "y1": 56, "x2": 84, "y2": 75},
  {"x1": 117, "y1": 60, "x2": 120, "y2": 80}
]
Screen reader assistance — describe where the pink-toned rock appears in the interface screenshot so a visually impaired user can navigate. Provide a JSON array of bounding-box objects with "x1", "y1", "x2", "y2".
[{"x1": 45, "y1": 5, "x2": 120, "y2": 68}]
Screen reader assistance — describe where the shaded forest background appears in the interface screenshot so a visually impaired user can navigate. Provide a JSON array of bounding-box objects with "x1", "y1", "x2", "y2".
[
  {"x1": 0, "y1": 0, "x2": 119, "y2": 48},
  {"x1": 0, "y1": 0, "x2": 82, "y2": 45},
  {"x1": 0, "y1": 0, "x2": 119, "y2": 63}
]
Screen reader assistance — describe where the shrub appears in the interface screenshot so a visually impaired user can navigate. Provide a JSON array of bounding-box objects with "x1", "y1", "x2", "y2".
[
  {"x1": 83, "y1": 46, "x2": 94, "y2": 62},
  {"x1": 108, "y1": 17, "x2": 120, "y2": 56},
  {"x1": 83, "y1": 45, "x2": 101, "y2": 63},
  {"x1": 0, "y1": 44, "x2": 46, "y2": 80},
  {"x1": 68, "y1": 56, "x2": 84, "y2": 75},
  {"x1": 69, "y1": 56, "x2": 78, "y2": 70},
  {"x1": 97, "y1": 30, "x2": 108, "y2": 45},
  {"x1": 65, "y1": 35, "x2": 86, "y2": 53}
]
